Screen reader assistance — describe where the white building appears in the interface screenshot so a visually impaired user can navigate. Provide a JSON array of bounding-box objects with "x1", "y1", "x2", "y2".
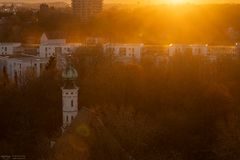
[
  {"x1": 85, "y1": 37, "x2": 105, "y2": 47},
  {"x1": 61, "y1": 60, "x2": 79, "y2": 130},
  {"x1": 190, "y1": 44, "x2": 208, "y2": 56},
  {"x1": 208, "y1": 45, "x2": 236, "y2": 56},
  {"x1": 0, "y1": 43, "x2": 22, "y2": 55},
  {"x1": 168, "y1": 44, "x2": 208, "y2": 57},
  {"x1": 39, "y1": 33, "x2": 81, "y2": 58},
  {"x1": 39, "y1": 33, "x2": 81, "y2": 69},
  {"x1": 206, "y1": 45, "x2": 237, "y2": 62},
  {"x1": 0, "y1": 55, "x2": 48, "y2": 83},
  {"x1": 103, "y1": 43, "x2": 144, "y2": 62}
]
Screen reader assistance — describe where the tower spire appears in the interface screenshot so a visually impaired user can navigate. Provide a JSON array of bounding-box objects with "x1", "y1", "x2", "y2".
[{"x1": 61, "y1": 57, "x2": 79, "y2": 130}]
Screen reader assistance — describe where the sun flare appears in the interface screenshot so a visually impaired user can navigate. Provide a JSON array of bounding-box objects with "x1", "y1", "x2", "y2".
[{"x1": 169, "y1": 0, "x2": 185, "y2": 4}]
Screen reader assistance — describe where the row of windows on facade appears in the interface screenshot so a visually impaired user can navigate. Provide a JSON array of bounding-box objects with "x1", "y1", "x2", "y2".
[
  {"x1": 1, "y1": 52, "x2": 9, "y2": 55},
  {"x1": 13, "y1": 63, "x2": 39, "y2": 68},
  {"x1": 1, "y1": 47, "x2": 9, "y2": 54},
  {"x1": 111, "y1": 47, "x2": 135, "y2": 52},
  {"x1": 174, "y1": 48, "x2": 204, "y2": 54},
  {"x1": 65, "y1": 115, "x2": 75, "y2": 123},
  {"x1": 1, "y1": 47, "x2": 8, "y2": 51},
  {"x1": 45, "y1": 53, "x2": 55, "y2": 57},
  {"x1": 44, "y1": 48, "x2": 71, "y2": 57},
  {"x1": 65, "y1": 92, "x2": 76, "y2": 95},
  {"x1": 44, "y1": 47, "x2": 71, "y2": 52},
  {"x1": 108, "y1": 47, "x2": 137, "y2": 56},
  {"x1": 174, "y1": 48, "x2": 238, "y2": 55},
  {"x1": 120, "y1": 53, "x2": 136, "y2": 57}
]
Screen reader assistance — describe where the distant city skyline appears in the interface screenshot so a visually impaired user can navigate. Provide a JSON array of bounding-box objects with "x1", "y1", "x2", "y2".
[{"x1": 0, "y1": 0, "x2": 240, "y2": 4}]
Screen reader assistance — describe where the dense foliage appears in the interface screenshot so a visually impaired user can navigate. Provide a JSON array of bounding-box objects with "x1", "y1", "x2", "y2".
[
  {"x1": 1, "y1": 4, "x2": 240, "y2": 43},
  {"x1": 1, "y1": 49, "x2": 240, "y2": 159},
  {"x1": 0, "y1": 65, "x2": 62, "y2": 159},
  {"x1": 70, "y1": 51, "x2": 240, "y2": 160}
]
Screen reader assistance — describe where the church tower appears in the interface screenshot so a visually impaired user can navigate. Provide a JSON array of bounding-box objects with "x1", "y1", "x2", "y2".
[{"x1": 61, "y1": 58, "x2": 79, "y2": 129}]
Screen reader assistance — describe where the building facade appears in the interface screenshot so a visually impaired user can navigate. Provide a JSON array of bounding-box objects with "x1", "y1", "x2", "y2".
[
  {"x1": 168, "y1": 44, "x2": 208, "y2": 57},
  {"x1": 39, "y1": 33, "x2": 81, "y2": 69},
  {"x1": 61, "y1": 60, "x2": 79, "y2": 129},
  {"x1": 0, "y1": 55, "x2": 48, "y2": 83},
  {"x1": 72, "y1": 0, "x2": 103, "y2": 22},
  {"x1": 103, "y1": 43, "x2": 144, "y2": 63},
  {"x1": 0, "y1": 43, "x2": 22, "y2": 55},
  {"x1": 39, "y1": 33, "x2": 81, "y2": 58}
]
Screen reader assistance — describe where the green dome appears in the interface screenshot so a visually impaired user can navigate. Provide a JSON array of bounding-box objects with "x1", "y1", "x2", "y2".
[{"x1": 62, "y1": 65, "x2": 78, "y2": 80}]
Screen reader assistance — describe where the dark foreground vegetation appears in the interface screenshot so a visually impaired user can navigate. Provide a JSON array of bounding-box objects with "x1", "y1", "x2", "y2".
[{"x1": 1, "y1": 51, "x2": 240, "y2": 159}]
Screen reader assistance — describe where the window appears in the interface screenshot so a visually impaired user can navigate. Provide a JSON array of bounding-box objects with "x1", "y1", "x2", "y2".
[
  {"x1": 71, "y1": 100, "x2": 74, "y2": 107},
  {"x1": 5, "y1": 47, "x2": 7, "y2": 51},
  {"x1": 198, "y1": 48, "x2": 201, "y2": 54},
  {"x1": 119, "y1": 48, "x2": 126, "y2": 56},
  {"x1": 66, "y1": 116, "x2": 68, "y2": 122},
  {"x1": 71, "y1": 116, "x2": 74, "y2": 121},
  {"x1": 110, "y1": 48, "x2": 115, "y2": 54}
]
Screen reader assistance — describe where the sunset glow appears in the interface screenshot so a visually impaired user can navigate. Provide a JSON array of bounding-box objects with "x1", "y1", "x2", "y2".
[
  {"x1": 2, "y1": 0, "x2": 240, "y2": 159},
  {"x1": 169, "y1": 0, "x2": 185, "y2": 4}
]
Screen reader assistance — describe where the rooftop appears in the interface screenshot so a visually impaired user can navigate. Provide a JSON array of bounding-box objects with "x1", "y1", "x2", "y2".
[
  {"x1": 105, "y1": 43, "x2": 144, "y2": 47},
  {"x1": 0, "y1": 54, "x2": 48, "y2": 62},
  {"x1": 0, "y1": 43, "x2": 21, "y2": 46}
]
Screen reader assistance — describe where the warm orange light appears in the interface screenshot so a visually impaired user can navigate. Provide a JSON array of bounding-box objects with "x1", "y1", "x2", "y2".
[{"x1": 169, "y1": 0, "x2": 185, "y2": 4}]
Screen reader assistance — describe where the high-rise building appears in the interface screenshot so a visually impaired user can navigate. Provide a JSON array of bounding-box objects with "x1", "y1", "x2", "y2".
[{"x1": 72, "y1": 0, "x2": 103, "y2": 22}]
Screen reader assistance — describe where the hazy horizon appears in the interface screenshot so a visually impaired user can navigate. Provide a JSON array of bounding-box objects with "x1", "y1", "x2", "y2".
[{"x1": 0, "y1": 0, "x2": 240, "y2": 4}]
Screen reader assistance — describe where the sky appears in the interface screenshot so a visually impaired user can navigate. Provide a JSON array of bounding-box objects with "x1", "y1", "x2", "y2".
[
  {"x1": 63, "y1": 0, "x2": 240, "y2": 4},
  {"x1": 0, "y1": 0, "x2": 239, "y2": 4},
  {"x1": 105, "y1": 0, "x2": 240, "y2": 4}
]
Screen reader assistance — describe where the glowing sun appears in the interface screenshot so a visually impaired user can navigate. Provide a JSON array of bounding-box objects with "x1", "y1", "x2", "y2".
[{"x1": 169, "y1": 0, "x2": 185, "y2": 4}]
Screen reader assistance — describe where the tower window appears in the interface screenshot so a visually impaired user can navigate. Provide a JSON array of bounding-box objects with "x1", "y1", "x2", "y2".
[
  {"x1": 71, "y1": 116, "x2": 74, "y2": 121},
  {"x1": 71, "y1": 100, "x2": 74, "y2": 107},
  {"x1": 66, "y1": 116, "x2": 68, "y2": 122}
]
